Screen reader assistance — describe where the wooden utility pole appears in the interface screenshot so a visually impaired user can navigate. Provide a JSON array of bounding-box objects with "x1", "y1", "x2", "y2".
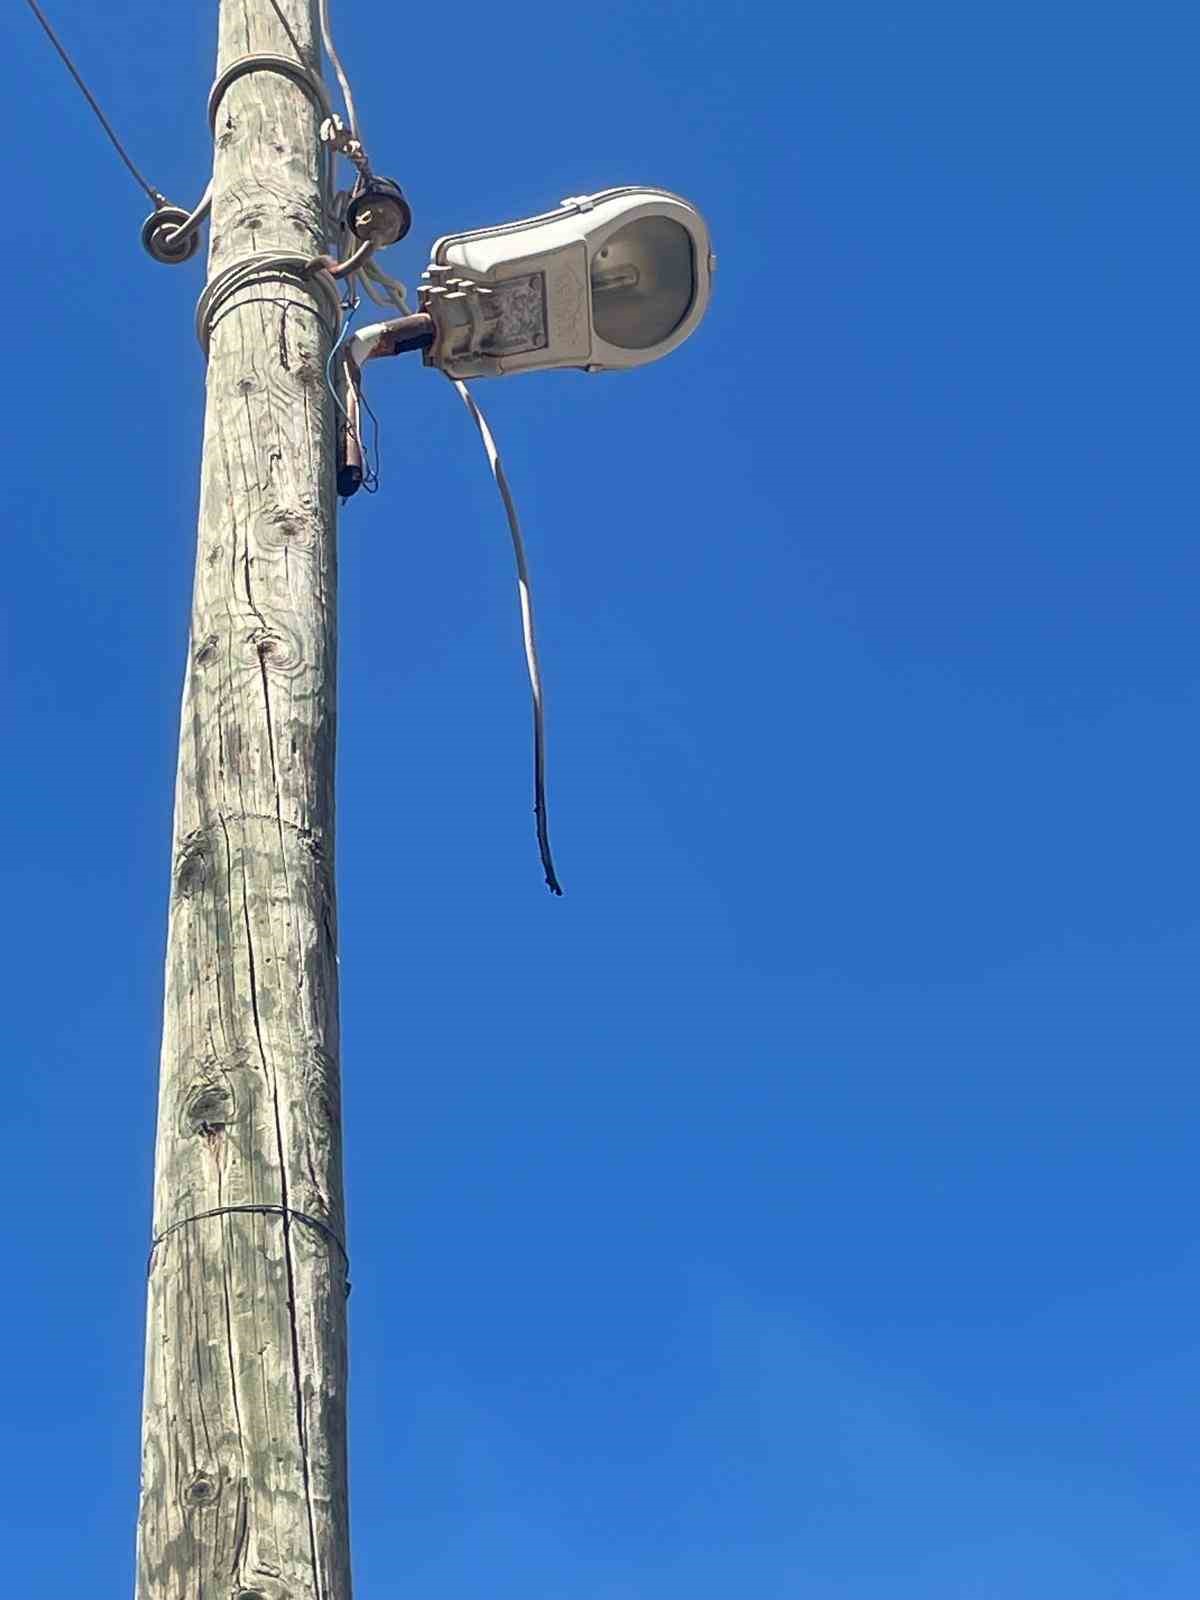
[{"x1": 135, "y1": 3, "x2": 352, "y2": 1596}]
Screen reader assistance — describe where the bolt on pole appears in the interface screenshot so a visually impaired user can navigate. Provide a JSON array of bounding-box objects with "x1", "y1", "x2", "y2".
[{"x1": 135, "y1": 3, "x2": 353, "y2": 1596}]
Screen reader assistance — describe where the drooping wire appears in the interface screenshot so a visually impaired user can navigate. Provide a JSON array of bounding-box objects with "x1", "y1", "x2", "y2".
[
  {"x1": 23, "y1": 0, "x2": 162, "y2": 202},
  {"x1": 359, "y1": 390, "x2": 382, "y2": 494},
  {"x1": 362, "y1": 258, "x2": 411, "y2": 315},
  {"x1": 452, "y1": 380, "x2": 564, "y2": 896}
]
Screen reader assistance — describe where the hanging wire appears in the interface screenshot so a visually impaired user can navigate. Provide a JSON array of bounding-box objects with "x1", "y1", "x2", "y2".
[
  {"x1": 452, "y1": 381, "x2": 564, "y2": 896},
  {"x1": 23, "y1": 0, "x2": 162, "y2": 202},
  {"x1": 358, "y1": 387, "x2": 382, "y2": 493},
  {"x1": 362, "y1": 258, "x2": 411, "y2": 315}
]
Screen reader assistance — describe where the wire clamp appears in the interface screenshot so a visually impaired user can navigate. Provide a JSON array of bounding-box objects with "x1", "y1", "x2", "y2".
[{"x1": 320, "y1": 113, "x2": 370, "y2": 179}]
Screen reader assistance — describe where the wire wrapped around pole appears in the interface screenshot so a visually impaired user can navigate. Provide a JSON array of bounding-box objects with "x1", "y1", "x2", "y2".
[{"x1": 195, "y1": 252, "x2": 344, "y2": 354}]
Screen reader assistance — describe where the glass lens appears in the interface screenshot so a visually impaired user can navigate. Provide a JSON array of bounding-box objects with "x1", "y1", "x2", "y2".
[{"x1": 590, "y1": 217, "x2": 695, "y2": 350}]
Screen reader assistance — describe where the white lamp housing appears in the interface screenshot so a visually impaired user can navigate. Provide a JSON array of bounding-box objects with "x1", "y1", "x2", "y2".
[{"x1": 419, "y1": 187, "x2": 715, "y2": 379}]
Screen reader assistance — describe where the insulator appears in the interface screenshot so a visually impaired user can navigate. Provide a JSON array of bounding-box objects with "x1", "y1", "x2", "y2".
[
  {"x1": 141, "y1": 206, "x2": 202, "y2": 265},
  {"x1": 346, "y1": 177, "x2": 412, "y2": 247}
]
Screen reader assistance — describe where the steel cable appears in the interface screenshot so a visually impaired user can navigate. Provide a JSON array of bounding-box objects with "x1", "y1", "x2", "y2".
[{"x1": 23, "y1": 0, "x2": 161, "y2": 201}]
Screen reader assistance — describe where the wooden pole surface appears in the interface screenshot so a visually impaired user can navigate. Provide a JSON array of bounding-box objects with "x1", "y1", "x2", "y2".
[{"x1": 135, "y1": 3, "x2": 351, "y2": 1596}]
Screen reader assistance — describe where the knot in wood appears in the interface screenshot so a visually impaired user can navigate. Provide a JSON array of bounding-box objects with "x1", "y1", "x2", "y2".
[
  {"x1": 230, "y1": 1569, "x2": 292, "y2": 1598},
  {"x1": 193, "y1": 632, "x2": 220, "y2": 667},
  {"x1": 174, "y1": 832, "x2": 209, "y2": 898},
  {"x1": 303, "y1": 1046, "x2": 341, "y2": 1127},
  {"x1": 181, "y1": 1077, "x2": 238, "y2": 1136},
  {"x1": 183, "y1": 1472, "x2": 220, "y2": 1508},
  {"x1": 249, "y1": 623, "x2": 302, "y2": 676},
  {"x1": 255, "y1": 505, "x2": 319, "y2": 552},
  {"x1": 291, "y1": 349, "x2": 325, "y2": 391}
]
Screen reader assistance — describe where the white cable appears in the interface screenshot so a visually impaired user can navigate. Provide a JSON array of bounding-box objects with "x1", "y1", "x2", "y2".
[
  {"x1": 318, "y1": 0, "x2": 361, "y2": 141},
  {"x1": 453, "y1": 380, "x2": 564, "y2": 896},
  {"x1": 312, "y1": 6, "x2": 410, "y2": 308},
  {"x1": 195, "y1": 252, "x2": 344, "y2": 354},
  {"x1": 360, "y1": 272, "x2": 396, "y2": 310},
  {"x1": 162, "y1": 181, "x2": 213, "y2": 246}
]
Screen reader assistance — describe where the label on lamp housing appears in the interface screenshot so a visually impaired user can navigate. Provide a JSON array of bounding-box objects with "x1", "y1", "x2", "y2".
[{"x1": 483, "y1": 273, "x2": 549, "y2": 356}]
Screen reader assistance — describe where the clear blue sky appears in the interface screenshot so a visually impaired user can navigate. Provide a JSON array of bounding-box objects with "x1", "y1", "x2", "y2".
[{"x1": 3, "y1": 2, "x2": 1197, "y2": 1595}]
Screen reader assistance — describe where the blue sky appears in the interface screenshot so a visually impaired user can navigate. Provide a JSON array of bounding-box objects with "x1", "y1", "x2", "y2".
[{"x1": 3, "y1": 1, "x2": 1198, "y2": 1595}]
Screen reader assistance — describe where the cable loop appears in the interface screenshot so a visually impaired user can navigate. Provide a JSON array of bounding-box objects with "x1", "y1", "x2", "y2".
[
  {"x1": 207, "y1": 52, "x2": 334, "y2": 133},
  {"x1": 196, "y1": 252, "x2": 344, "y2": 355}
]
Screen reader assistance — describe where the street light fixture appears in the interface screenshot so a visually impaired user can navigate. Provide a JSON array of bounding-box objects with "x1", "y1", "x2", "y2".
[
  {"x1": 417, "y1": 187, "x2": 715, "y2": 378},
  {"x1": 338, "y1": 184, "x2": 716, "y2": 892}
]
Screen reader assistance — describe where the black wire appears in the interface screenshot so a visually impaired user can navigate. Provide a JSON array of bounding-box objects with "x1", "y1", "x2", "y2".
[
  {"x1": 151, "y1": 1203, "x2": 349, "y2": 1263},
  {"x1": 360, "y1": 389, "x2": 382, "y2": 493},
  {"x1": 207, "y1": 294, "x2": 328, "y2": 344},
  {"x1": 266, "y1": 0, "x2": 316, "y2": 69},
  {"x1": 532, "y1": 713, "x2": 563, "y2": 896},
  {"x1": 23, "y1": 0, "x2": 161, "y2": 202},
  {"x1": 148, "y1": 1203, "x2": 351, "y2": 1294}
]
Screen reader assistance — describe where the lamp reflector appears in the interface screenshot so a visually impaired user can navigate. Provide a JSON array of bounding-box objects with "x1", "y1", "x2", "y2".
[{"x1": 590, "y1": 216, "x2": 695, "y2": 350}]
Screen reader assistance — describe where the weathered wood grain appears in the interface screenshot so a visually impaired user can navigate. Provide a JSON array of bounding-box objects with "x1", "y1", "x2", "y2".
[{"x1": 135, "y1": 5, "x2": 352, "y2": 1597}]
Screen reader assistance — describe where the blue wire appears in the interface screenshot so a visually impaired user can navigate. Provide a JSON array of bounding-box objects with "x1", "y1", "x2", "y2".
[
  {"x1": 325, "y1": 295, "x2": 359, "y2": 424},
  {"x1": 327, "y1": 292, "x2": 383, "y2": 492}
]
